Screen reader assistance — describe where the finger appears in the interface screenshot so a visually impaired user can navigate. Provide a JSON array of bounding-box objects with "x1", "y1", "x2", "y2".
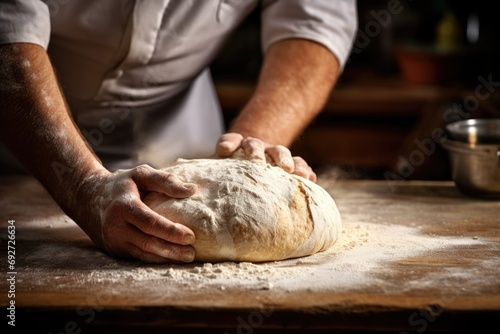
[
  {"x1": 126, "y1": 198, "x2": 196, "y2": 246},
  {"x1": 309, "y1": 170, "x2": 318, "y2": 183},
  {"x1": 241, "y1": 137, "x2": 266, "y2": 161},
  {"x1": 292, "y1": 156, "x2": 317, "y2": 182},
  {"x1": 216, "y1": 133, "x2": 244, "y2": 157},
  {"x1": 265, "y1": 145, "x2": 294, "y2": 173},
  {"x1": 104, "y1": 221, "x2": 195, "y2": 263},
  {"x1": 126, "y1": 234, "x2": 196, "y2": 263},
  {"x1": 100, "y1": 203, "x2": 196, "y2": 263},
  {"x1": 131, "y1": 164, "x2": 197, "y2": 198}
]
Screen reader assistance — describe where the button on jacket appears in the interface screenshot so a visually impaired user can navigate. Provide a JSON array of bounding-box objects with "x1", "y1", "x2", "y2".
[{"x1": 0, "y1": 0, "x2": 357, "y2": 170}]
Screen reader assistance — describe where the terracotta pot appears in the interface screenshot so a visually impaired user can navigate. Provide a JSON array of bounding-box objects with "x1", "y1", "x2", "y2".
[{"x1": 394, "y1": 45, "x2": 462, "y2": 85}]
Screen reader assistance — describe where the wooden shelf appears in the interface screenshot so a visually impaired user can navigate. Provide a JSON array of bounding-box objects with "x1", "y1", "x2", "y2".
[
  {"x1": 214, "y1": 74, "x2": 497, "y2": 179},
  {"x1": 215, "y1": 77, "x2": 445, "y2": 117}
]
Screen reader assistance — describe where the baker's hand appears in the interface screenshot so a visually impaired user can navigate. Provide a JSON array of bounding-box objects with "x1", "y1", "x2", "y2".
[
  {"x1": 76, "y1": 165, "x2": 197, "y2": 263},
  {"x1": 216, "y1": 133, "x2": 317, "y2": 182}
]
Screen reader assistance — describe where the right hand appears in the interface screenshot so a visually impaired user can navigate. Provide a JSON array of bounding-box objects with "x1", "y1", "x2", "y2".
[
  {"x1": 75, "y1": 164, "x2": 198, "y2": 263},
  {"x1": 216, "y1": 133, "x2": 317, "y2": 182}
]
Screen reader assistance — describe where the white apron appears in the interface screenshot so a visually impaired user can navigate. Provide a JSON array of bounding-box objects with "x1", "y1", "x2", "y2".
[{"x1": 0, "y1": 0, "x2": 357, "y2": 171}]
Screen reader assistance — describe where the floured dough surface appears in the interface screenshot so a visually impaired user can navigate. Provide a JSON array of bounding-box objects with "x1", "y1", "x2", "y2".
[{"x1": 144, "y1": 158, "x2": 341, "y2": 262}]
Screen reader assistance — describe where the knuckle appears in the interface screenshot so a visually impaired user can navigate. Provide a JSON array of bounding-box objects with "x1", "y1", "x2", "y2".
[
  {"x1": 265, "y1": 146, "x2": 278, "y2": 155},
  {"x1": 293, "y1": 156, "x2": 307, "y2": 167},
  {"x1": 133, "y1": 164, "x2": 152, "y2": 176},
  {"x1": 244, "y1": 137, "x2": 259, "y2": 147},
  {"x1": 277, "y1": 147, "x2": 292, "y2": 160},
  {"x1": 222, "y1": 133, "x2": 239, "y2": 141},
  {"x1": 276, "y1": 145, "x2": 289, "y2": 153},
  {"x1": 163, "y1": 172, "x2": 179, "y2": 184},
  {"x1": 243, "y1": 139, "x2": 266, "y2": 160},
  {"x1": 295, "y1": 170, "x2": 307, "y2": 177},
  {"x1": 249, "y1": 137, "x2": 264, "y2": 146},
  {"x1": 104, "y1": 198, "x2": 129, "y2": 217},
  {"x1": 293, "y1": 156, "x2": 305, "y2": 163}
]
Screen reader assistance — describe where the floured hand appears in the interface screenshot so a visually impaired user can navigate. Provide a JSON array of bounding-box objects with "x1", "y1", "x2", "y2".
[
  {"x1": 216, "y1": 133, "x2": 317, "y2": 182},
  {"x1": 76, "y1": 165, "x2": 198, "y2": 263}
]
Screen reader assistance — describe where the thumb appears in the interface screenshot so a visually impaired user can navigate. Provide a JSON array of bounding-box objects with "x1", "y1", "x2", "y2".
[{"x1": 131, "y1": 165, "x2": 198, "y2": 198}]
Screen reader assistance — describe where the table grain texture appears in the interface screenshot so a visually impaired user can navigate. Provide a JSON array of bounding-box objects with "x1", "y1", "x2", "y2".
[{"x1": 1, "y1": 175, "x2": 499, "y2": 333}]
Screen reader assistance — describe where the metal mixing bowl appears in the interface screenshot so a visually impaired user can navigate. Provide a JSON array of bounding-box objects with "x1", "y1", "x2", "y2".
[
  {"x1": 442, "y1": 119, "x2": 500, "y2": 199},
  {"x1": 446, "y1": 119, "x2": 500, "y2": 144}
]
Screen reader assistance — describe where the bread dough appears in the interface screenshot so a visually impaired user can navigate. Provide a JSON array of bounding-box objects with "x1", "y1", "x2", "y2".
[{"x1": 144, "y1": 158, "x2": 341, "y2": 262}]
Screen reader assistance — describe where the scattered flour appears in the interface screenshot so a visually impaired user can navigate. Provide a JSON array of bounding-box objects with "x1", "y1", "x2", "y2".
[
  {"x1": 3, "y1": 178, "x2": 497, "y2": 299},
  {"x1": 31, "y1": 221, "x2": 489, "y2": 295}
]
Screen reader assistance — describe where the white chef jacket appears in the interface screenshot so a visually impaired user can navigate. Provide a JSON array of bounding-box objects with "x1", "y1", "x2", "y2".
[{"x1": 0, "y1": 0, "x2": 357, "y2": 171}]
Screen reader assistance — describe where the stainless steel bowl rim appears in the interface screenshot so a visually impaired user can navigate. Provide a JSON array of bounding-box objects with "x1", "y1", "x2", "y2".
[{"x1": 445, "y1": 119, "x2": 500, "y2": 144}]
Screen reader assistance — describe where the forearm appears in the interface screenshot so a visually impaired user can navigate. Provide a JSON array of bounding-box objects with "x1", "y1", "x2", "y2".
[
  {"x1": 0, "y1": 44, "x2": 107, "y2": 215},
  {"x1": 229, "y1": 39, "x2": 340, "y2": 146}
]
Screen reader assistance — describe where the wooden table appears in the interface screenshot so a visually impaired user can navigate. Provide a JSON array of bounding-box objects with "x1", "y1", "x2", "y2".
[{"x1": 1, "y1": 175, "x2": 499, "y2": 333}]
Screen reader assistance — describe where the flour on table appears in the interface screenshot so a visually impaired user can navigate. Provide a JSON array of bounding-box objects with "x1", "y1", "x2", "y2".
[
  {"x1": 144, "y1": 158, "x2": 342, "y2": 262},
  {"x1": 17, "y1": 219, "x2": 491, "y2": 298},
  {"x1": 74, "y1": 221, "x2": 487, "y2": 295}
]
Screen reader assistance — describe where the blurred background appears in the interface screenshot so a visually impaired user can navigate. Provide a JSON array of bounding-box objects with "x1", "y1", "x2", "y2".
[{"x1": 210, "y1": 0, "x2": 500, "y2": 181}]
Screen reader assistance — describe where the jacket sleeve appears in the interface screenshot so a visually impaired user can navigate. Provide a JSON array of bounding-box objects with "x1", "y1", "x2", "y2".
[
  {"x1": 0, "y1": 0, "x2": 50, "y2": 48},
  {"x1": 261, "y1": 0, "x2": 358, "y2": 70}
]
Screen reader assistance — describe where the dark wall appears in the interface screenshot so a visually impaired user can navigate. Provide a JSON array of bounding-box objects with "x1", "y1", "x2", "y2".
[{"x1": 211, "y1": 0, "x2": 500, "y2": 88}]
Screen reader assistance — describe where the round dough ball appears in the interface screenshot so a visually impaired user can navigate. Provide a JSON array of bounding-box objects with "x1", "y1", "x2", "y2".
[{"x1": 144, "y1": 158, "x2": 341, "y2": 262}]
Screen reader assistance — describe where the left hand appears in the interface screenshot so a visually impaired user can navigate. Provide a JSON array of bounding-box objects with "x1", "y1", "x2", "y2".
[{"x1": 216, "y1": 133, "x2": 317, "y2": 182}]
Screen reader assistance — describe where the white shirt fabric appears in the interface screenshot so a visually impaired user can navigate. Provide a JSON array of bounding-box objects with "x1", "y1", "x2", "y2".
[{"x1": 0, "y1": 0, "x2": 357, "y2": 171}]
